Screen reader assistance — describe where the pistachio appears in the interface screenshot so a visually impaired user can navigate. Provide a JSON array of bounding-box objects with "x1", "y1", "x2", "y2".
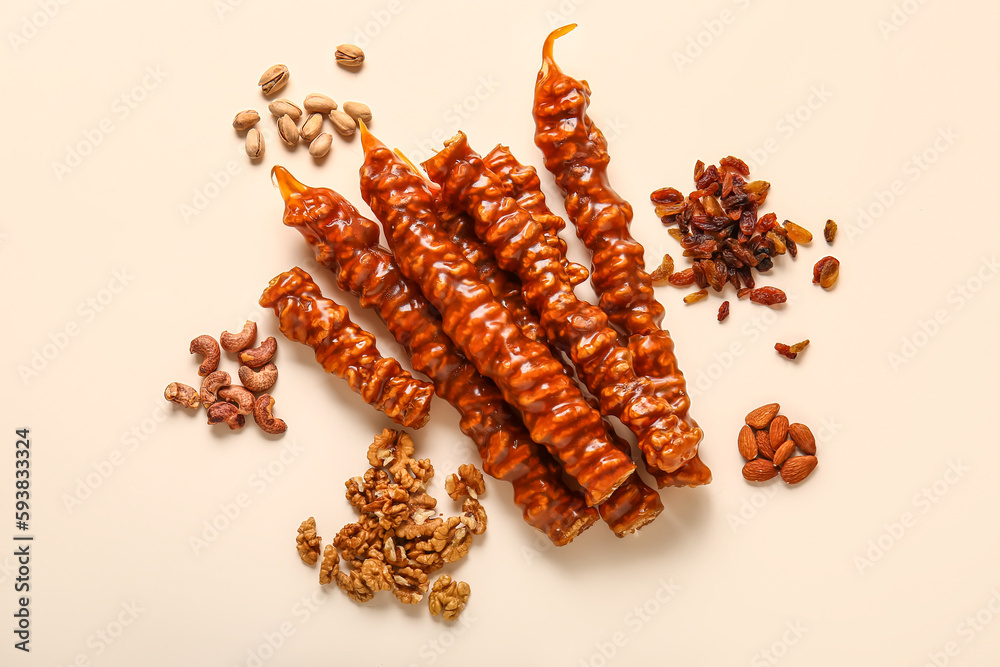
[
  {"x1": 309, "y1": 133, "x2": 332, "y2": 158},
  {"x1": 277, "y1": 115, "x2": 299, "y2": 146},
  {"x1": 335, "y1": 44, "x2": 365, "y2": 67},
  {"x1": 300, "y1": 113, "x2": 324, "y2": 142},
  {"x1": 258, "y1": 64, "x2": 289, "y2": 95},
  {"x1": 232, "y1": 110, "x2": 260, "y2": 131},
  {"x1": 342, "y1": 101, "x2": 372, "y2": 124},
  {"x1": 268, "y1": 98, "x2": 302, "y2": 121},
  {"x1": 245, "y1": 128, "x2": 264, "y2": 159},
  {"x1": 329, "y1": 109, "x2": 357, "y2": 136},
  {"x1": 303, "y1": 93, "x2": 338, "y2": 114}
]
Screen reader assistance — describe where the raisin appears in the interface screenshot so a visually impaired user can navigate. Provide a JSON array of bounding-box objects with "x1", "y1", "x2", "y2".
[
  {"x1": 756, "y1": 212, "x2": 778, "y2": 234},
  {"x1": 649, "y1": 254, "x2": 675, "y2": 285},
  {"x1": 789, "y1": 339, "x2": 810, "y2": 353},
  {"x1": 767, "y1": 231, "x2": 787, "y2": 255},
  {"x1": 737, "y1": 288, "x2": 752, "y2": 299},
  {"x1": 824, "y1": 219, "x2": 837, "y2": 244},
  {"x1": 813, "y1": 256, "x2": 839, "y2": 287},
  {"x1": 783, "y1": 220, "x2": 813, "y2": 244},
  {"x1": 720, "y1": 156, "x2": 750, "y2": 177},
  {"x1": 683, "y1": 289, "x2": 709, "y2": 304},
  {"x1": 743, "y1": 180, "x2": 771, "y2": 205},
  {"x1": 786, "y1": 237, "x2": 798, "y2": 258},
  {"x1": 651, "y1": 187, "x2": 685, "y2": 205},
  {"x1": 667, "y1": 268, "x2": 695, "y2": 287},
  {"x1": 774, "y1": 343, "x2": 797, "y2": 360},
  {"x1": 749, "y1": 287, "x2": 787, "y2": 306},
  {"x1": 692, "y1": 262, "x2": 707, "y2": 289},
  {"x1": 718, "y1": 301, "x2": 731, "y2": 322},
  {"x1": 739, "y1": 208, "x2": 757, "y2": 236},
  {"x1": 695, "y1": 164, "x2": 720, "y2": 190}
]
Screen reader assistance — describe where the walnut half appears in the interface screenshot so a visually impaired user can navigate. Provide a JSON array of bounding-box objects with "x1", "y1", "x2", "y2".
[
  {"x1": 428, "y1": 575, "x2": 470, "y2": 621},
  {"x1": 296, "y1": 517, "x2": 321, "y2": 566}
]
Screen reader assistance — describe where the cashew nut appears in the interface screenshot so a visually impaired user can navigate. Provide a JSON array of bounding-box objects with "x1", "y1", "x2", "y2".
[
  {"x1": 218, "y1": 385, "x2": 255, "y2": 415},
  {"x1": 189, "y1": 335, "x2": 221, "y2": 376},
  {"x1": 239, "y1": 336, "x2": 277, "y2": 368},
  {"x1": 207, "y1": 401, "x2": 245, "y2": 430},
  {"x1": 164, "y1": 382, "x2": 200, "y2": 409},
  {"x1": 220, "y1": 320, "x2": 258, "y2": 353},
  {"x1": 253, "y1": 393, "x2": 287, "y2": 434},
  {"x1": 199, "y1": 370, "x2": 231, "y2": 408},
  {"x1": 238, "y1": 362, "x2": 278, "y2": 392}
]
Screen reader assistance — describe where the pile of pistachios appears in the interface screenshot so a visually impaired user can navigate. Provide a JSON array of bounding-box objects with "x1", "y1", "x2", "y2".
[{"x1": 232, "y1": 46, "x2": 373, "y2": 162}]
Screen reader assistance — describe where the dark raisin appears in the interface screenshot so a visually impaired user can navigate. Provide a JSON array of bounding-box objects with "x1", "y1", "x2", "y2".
[
  {"x1": 695, "y1": 164, "x2": 719, "y2": 190},
  {"x1": 718, "y1": 301, "x2": 731, "y2": 322},
  {"x1": 692, "y1": 262, "x2": 707, "y2": 288},
  {"x1": 786, "y1": 237, "x2": 798, "y2": 258},
  {"x1": 824, "y1": 219, "x2": 837, "y2": 244}
]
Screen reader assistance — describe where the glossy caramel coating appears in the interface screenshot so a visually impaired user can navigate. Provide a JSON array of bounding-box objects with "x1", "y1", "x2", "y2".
[
  {"x1": 259, "y1": 267, "x2": 433, "y2": 429},
  {"x1": 422, "y1": 132, "x2": 693, "y2": 474},
  {"x1": 533, "y1": 25, "x2": 708, "y2": 486},
  {"x1": 359, "y1": 127, "x2": 635, "y2": 506},
  {"x1": 479, "y1": 147, "x2": 664, "y2": 530},
  {"x1": 438, "y1": 210, "x2": 545, "y2": 343},
  {"x1": 271, "y1": 167, "x2": 598, "y2": 543},
  {"x1": 483, "y1": 145, "x2": 589, "y2": 287}
]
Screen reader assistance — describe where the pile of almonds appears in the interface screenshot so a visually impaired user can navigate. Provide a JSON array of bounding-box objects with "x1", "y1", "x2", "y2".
[
  {"x1": 739, "y1": 403, "x2": 817, "y2": 485},
  {"x1": 233, "y1": 50, "x2": 373, "y2": 161},
  {"x1": 163, "y1": 320, "x2": 287, "y2": 434}
]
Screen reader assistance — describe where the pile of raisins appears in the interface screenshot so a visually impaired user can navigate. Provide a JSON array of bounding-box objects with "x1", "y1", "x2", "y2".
[{"x1": 650, "y1": 157, "x2": 812, "y2": 298}]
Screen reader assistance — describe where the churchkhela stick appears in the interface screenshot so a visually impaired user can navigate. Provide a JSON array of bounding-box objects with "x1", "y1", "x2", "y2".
[
  {"x1": 426, "y1": 179, "x2": 663, "y2": 535},
  {"x1": 422, "y1": 132, "x2": 691, "y2": 474},
  {"x1": 483, "y1": 145, "x2": 589, "y2": 287},
  {"x1": 532, "y1": 25, "x2": 708, "y2": 486},
  {"x1": 358, "y1": 125, "x2": 636, "y2": 507},
  {"x1": 258, "y1": 266, "x2": 433, "y2": 429},
  {"x1": 485, "y1": 145, "x2": 710, "y2": 488},
  {"x1": 270, "y1": 166, "x2": 598, "y2": 545},
  {"x1": 437, "y1": 210, "x2": 545, "y2": 343}
]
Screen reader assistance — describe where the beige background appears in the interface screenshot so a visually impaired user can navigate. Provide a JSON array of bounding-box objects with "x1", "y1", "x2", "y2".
[{"x1": 4, "y1": 0, "x2": 1000, "y2": 664}]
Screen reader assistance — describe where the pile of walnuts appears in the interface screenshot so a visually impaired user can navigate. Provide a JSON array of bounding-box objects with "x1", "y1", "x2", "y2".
[{"x1": 296, "y1": 429, "x2": 484, "y2": 619}]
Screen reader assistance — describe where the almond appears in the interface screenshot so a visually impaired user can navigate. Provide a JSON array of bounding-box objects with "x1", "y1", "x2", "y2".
[
  {"x1": 788, "y1": 423, "x2": 816, "y2": 455},
  {"x1": 769, "y1": 415, "x2": 789, "y2": 450},
  {"x1": 738, "y1": 425, "x2": 757, "y2": 460},
  {"x1": 780, "y1": 455, "x2": 817, "y2": 484},
  {"x1": 756, "y1": 430, "x2": 775, "y2": 460},
  {"x1": 772, "y1": 440, "x2": 796, "y2": 467},
  {"x1": 746, "y1": 402, "x2": 780, "y2": 429},
  {"x1": 743, "y1": 459, "x2": 779, "y2": 482}
]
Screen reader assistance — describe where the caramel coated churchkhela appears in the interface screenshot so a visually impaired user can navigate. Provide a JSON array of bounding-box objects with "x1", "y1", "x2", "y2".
[
  {"x1": 358, "y1": 124, "x2": 636, "y2": 506},
  {"x1": 259, "y1": 267, "x2": 434, "y2": 429},
  {"x1": 422, "y1": 132, "x2": 690, "y2": 474},
  {"x1": 484, "y1": 146, "x2": 706, "y2": 487},
  {"x1": 426, "y1": 170, "x2": 662, "y2": 535},
  {"x1": 270, "y1": 166, "x2": 598, "y2": 544},
  {"x1": 431, "y1": 202, "x2": 545, "y2": 343},
  {"x1": 532, "y1": 24, "x2": 707, "y2": 485}
]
